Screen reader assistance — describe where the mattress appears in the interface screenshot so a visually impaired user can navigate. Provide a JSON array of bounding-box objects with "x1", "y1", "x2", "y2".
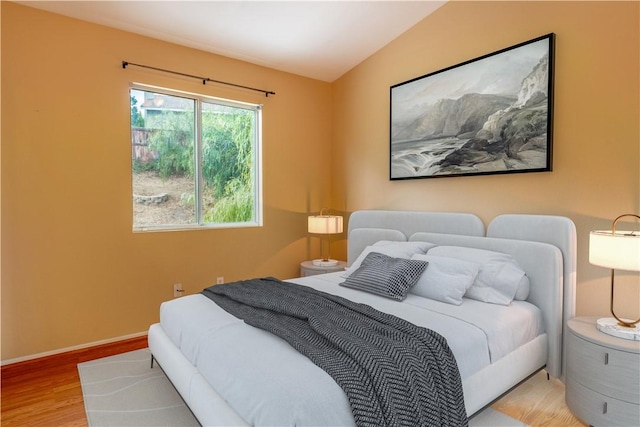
[{"x1": 159, "y1": 272, "x2": 544, "y2": 426}]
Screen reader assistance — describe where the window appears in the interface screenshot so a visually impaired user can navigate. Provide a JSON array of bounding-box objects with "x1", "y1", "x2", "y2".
[{"x1": 130, "y1": 85, "x2": 262, "y2": 231}]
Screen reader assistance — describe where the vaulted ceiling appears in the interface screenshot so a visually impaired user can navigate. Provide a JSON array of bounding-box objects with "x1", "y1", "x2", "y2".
[{"x1": 17, "y1": 1, "x2": 445, "y2": 82}]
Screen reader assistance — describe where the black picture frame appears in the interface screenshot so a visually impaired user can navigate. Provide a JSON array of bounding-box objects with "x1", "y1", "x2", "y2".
[{"x1": 390, "y1": 33, "x2": 555, "y2": 180}]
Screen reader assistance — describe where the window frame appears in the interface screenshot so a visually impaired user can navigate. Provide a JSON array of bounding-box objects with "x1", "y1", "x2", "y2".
[{"x1": 130, "y1": 83, "x2": 263, "y2": 232}]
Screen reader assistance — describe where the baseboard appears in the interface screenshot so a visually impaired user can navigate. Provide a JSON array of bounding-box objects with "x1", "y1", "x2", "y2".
[{"x1": 1, "y1": 331, "x2": 148, "y2": 366}]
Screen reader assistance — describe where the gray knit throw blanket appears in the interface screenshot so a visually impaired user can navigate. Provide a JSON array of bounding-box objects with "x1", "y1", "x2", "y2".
[{"x1": 202, "y1": 277, "x2": 468, "y2": 427}]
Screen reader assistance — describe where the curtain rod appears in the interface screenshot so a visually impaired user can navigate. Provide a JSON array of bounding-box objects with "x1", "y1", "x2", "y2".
[{"x1": 122, "y1": 61, "x2": 276, "y2": 97}]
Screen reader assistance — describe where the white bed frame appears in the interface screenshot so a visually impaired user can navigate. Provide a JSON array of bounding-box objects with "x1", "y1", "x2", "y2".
[{"x1": 148, "y1": 210, "x2": 576, "y2": 425}]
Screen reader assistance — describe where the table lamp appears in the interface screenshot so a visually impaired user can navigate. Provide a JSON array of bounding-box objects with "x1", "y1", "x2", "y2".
[
  {"x1": 589, "y1": 213, "x2": 640, "y2": 340},
  {"x1": 308, "y1": 209, "x2": 343, "y2": 267}
]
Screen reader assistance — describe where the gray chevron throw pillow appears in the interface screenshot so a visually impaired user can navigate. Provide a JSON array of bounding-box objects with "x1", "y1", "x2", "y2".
[{"x1": 340, "y1": 252, "x2": 428, "y2": 300}]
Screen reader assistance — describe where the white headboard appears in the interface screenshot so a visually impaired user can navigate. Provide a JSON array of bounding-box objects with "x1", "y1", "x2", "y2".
[
  {"x1": 345, "y1": 210, "x2": 577, "y2": 379},
  {"x1": 347, "y1": 210, "x2": 485, "y2": 264},
  {"x1": 487, "y1": 214, "x2": 577, "y2": 378}
]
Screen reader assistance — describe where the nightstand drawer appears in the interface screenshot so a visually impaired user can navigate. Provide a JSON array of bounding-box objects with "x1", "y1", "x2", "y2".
[
  {"x1": 566, "y1": 376, "x2": 640, "y2": 427},
  {"x1": 567, "y1": 330, "x2": 640, "y2": 403}
]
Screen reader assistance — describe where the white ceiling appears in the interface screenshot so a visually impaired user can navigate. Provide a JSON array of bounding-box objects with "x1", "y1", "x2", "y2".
[{"x1": 18, "y1": 1, "x2": 445, "y2": 82}]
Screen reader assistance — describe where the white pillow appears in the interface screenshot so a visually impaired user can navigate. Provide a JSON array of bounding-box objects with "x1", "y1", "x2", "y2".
[
  {"x1": 410, "y1": 254, "x2": 479, "y2": 305},
  {"x1": 427, "y1": 246, "x2": 528, "y2": 305},
  {"x1": 343, "y1": 243, "x2": 434, "y2": 278},
  {"x1": 514, "y1": 274, "x2": 530, "y2": 301}
]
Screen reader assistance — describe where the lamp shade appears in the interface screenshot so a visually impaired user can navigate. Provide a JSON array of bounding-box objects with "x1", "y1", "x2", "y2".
[
  {"x1": 589, "y1": 230, "x2": 640, "y2": 271},
  {"x1": 308, "y1": 215, "x2": 343, "y2": 235}
]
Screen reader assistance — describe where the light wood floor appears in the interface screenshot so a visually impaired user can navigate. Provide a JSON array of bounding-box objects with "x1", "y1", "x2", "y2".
[
  {"x1": 492, "y1": 371, "x2": 586, "y2": 426},
  {"x1": 1, "y1": 337, "x2": 586, "y2": 426}
]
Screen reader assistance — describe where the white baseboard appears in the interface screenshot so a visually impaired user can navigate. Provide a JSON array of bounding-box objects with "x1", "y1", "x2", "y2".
[{"x1": 1, "y1": 331, "x2": 148, "y2": 366}]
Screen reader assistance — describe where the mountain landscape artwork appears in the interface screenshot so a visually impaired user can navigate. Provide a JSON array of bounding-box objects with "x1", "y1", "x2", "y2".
[{"x1": 390, "y1": 34, "x2": 554, "y2": 180}]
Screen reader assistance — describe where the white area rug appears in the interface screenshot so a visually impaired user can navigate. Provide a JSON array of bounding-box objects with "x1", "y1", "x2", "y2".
[
  {"x1": 79, "y1": 348, "x2": 527, "y2": 427},
  {"x1": 78, "y1": 349, "x2": 198, "y2": 426}
]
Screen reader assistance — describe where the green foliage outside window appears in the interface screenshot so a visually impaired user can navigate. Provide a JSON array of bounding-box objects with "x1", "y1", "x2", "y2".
[
  {"x1": 146, "y1": 111, "x2": 195, "y2": 179},
  {"x1": 131, "y1": 92, "x2": 255, "y2": 224},
  {"x1": 130, "y1": 96, "x2": 145, "y2": 127},
  {"x1": 201, "y1": 107, "x2": 254, "y2": 222}
]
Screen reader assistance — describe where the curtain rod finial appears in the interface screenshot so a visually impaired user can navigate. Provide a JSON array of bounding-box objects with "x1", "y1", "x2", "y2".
[{"x1": 122, "y1": 61, "x2": 128, "y2": 69}]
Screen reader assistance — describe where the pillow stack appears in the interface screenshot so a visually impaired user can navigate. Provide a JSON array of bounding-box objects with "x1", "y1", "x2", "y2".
[
  {"x1": 427, "y1": 246, "x2": 529, "y2": 305},
  {"x1": 340, "y1": 241, "x2": 434, "y2": 300},
  {"x1": 340, "y1": 241, "x2": 529, "y2": 306}
]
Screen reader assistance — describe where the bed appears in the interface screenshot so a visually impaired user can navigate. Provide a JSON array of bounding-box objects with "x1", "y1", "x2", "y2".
[{"x1": 148, "y1": 210, "x2": 577, "y2": 426}]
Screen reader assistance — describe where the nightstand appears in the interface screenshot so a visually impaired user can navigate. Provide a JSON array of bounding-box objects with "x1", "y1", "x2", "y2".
[
  {"x1": 300, "y1": 260, "x2": 346, "y2": 277},
  {"x1": 565, "y1": 317, "x2": 640, "y2": 426}
]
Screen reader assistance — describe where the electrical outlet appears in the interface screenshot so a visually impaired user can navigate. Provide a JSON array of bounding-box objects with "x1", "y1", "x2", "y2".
[
  {"x1": 216, "y1": 277, "x2": 224, "y2": 284},
  {"x1": 173, "y1": 283, "x2": 184, "y2": 298}
]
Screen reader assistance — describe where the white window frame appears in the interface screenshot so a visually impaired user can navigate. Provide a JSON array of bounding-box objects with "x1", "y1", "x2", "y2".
[{"x1": 131, "y1": 83, "x2": 263, "y2": 232}]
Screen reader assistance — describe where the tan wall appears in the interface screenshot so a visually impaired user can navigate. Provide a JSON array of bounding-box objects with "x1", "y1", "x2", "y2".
[
  {"x1": 2, "y1": 1, "x2": 639, "y2": 361},
  {"x1": 0, "y1": 1, "x2": 3, "y2": 363},
  {"x1": 1, "y1": 3, "x2": 333, "y2": 360},
  {"x1": 332, "y1": 1, "x2": 639, "y2": 318}
]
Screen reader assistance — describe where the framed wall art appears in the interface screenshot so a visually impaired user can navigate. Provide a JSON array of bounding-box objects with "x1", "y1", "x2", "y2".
[{"x1": 390, "y1": 33, "x2": 555, "y2": 180}]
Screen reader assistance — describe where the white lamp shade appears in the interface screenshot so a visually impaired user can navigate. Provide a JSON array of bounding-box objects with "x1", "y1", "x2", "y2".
[
  {"x1": 589, "y1": 230, "x2": 640, "y2": 271},
  {"x1": 308, "y1": 215, "x2": 343, "y2": 234}
]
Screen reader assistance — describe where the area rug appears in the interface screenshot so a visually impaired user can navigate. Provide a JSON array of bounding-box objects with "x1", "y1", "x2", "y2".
[
  {"x1": 79, "y1": 348, "x2": 527, "y2": 427},
  {"x1": 78, "y1": 348, "x2": 198, "y2": 426}
]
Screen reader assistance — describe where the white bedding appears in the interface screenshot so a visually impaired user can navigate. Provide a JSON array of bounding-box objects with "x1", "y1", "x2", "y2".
[
  {"x1": 150, "y1": 210, "x2": 577, "y2": 426},
  {"x1": 159, "y1": 272, "x2": 544, "y2": 426}
]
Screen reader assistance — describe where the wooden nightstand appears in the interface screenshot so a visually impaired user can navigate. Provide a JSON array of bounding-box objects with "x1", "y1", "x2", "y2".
[
  {"x1": 565, "y1": 317, "x2": 640, "y2": 426},
  {"x1": 300, "y1": 260, "x2": 346, "y2": 277}
]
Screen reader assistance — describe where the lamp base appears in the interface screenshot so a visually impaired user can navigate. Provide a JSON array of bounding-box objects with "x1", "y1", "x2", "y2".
[
  {"x1": 312, "y1": 259, "x2": 339, "y2": 267},
  {"x1": 596, "y1": 317, "x2": 640, "y2": 341}
]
